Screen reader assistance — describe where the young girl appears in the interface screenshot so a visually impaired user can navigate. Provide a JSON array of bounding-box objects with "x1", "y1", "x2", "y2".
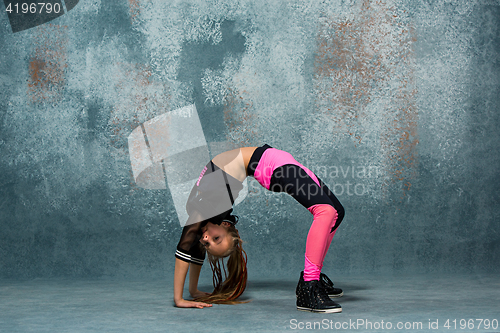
[{"x1": 174, "y1": 144, "x2": 345, "y2": 313}]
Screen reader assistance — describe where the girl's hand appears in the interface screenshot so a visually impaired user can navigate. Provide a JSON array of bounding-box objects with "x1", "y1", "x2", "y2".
[
  {"x1": 190, "y1": 290, "x2": 211, "y2": 299},
  {"x1": 175, "y1": 298, "x2": 213, "y2": 309}
]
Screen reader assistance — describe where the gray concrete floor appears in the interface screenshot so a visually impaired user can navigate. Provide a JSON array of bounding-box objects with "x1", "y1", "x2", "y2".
[{"x1": 1, "y1": 272, "x2": 499, "y2": 332}]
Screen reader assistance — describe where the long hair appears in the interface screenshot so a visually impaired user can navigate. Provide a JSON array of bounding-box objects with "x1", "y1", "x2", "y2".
[{"x1": 193, "y1": 223, "x2": 248, "y2": 304}]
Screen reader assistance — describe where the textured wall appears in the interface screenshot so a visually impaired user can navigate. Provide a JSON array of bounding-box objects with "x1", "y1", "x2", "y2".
[{"x1": 0, "y1": 0, "x2": 499, "y2": 279}]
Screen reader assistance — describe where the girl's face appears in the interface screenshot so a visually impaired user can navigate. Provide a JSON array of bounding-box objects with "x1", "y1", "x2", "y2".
[{"x1": 200, "y1": 222, "x2": 231, "y2": 256}]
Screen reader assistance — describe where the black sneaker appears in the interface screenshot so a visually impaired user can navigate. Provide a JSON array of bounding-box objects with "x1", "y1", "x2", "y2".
[
  {"x1": 320, "y1": 273, "x2": 343, "y2": 298},
  {"x1": 296, "y1": 273, "x2": 342, "y2": 313}
]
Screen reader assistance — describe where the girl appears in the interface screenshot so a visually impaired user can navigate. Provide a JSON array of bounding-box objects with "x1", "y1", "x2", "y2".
[{"x1": 174, "y1": 144, "x2": 345, "y2": 312}]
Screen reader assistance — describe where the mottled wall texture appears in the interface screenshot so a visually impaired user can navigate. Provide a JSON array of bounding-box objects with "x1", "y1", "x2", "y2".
[{"x1": 0, "y1": 0, "x2": 499, "y2": 279}]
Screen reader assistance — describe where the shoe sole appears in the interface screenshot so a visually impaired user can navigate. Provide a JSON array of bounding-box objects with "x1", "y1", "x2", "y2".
[
  {"x1": 297, "y1": 306, "x2": 342, "y2": 313},
  {"x1": 328, "y1": 291, "x2": 343, "y2": 298}
]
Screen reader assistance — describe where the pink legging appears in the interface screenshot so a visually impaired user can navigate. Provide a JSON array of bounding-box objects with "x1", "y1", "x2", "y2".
[
  {"x1": 252, "y1": 147, "x2": 342, "y2": 282},
  {"x1": 303, "y1": 204, "x2": 338, "y2": 281}
]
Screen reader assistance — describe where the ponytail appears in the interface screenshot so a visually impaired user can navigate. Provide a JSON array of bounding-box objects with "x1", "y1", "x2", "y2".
[{"x1": 193, "y1": 223, "x2": 248, "y2": 304}]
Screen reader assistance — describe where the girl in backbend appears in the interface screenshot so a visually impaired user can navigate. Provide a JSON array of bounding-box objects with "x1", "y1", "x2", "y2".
[{"x1": 174, "y1": 144, "x2": 345, "y2": 313}]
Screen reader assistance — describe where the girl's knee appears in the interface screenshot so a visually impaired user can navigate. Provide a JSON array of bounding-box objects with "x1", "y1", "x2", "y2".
[
  {"x1": 324, "y1": 205, "x2": 338, "y2": 219},
  {"x1": 313, "y1": 204, "x2": 338, "y2": 220},
  {"x1": 309, "y1": 204, "x2": 343, "y2": 225}
]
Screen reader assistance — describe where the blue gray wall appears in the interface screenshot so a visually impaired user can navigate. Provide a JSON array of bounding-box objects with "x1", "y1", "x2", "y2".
[{"x1": 0, "y1": 0, "x2": 499, "y2": 279}]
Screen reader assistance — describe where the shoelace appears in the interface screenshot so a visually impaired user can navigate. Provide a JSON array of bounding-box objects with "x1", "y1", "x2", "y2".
[
  {"x1": 320, "y1": 273, "x2": 334, "y2": 288},
  {"x1": 313, "y1": 282, "x2": 331, "y2": 302}
]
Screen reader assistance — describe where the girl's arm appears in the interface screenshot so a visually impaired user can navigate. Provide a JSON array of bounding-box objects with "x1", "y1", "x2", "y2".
[
  {"x1": 174, "y1": 258, "x2": 212, "y2": 308},
  {"x1": 188, "y1": 263, "x2": 211, "y2": 299}
]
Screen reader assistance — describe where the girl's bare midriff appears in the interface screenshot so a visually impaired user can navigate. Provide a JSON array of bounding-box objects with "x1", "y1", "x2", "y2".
[
  {"x1": 241, "y1": 147, "x2": 258, "y2": 170},
  {"x1": 211, "y1": 147, "x2": 258, "y2": 182}
]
